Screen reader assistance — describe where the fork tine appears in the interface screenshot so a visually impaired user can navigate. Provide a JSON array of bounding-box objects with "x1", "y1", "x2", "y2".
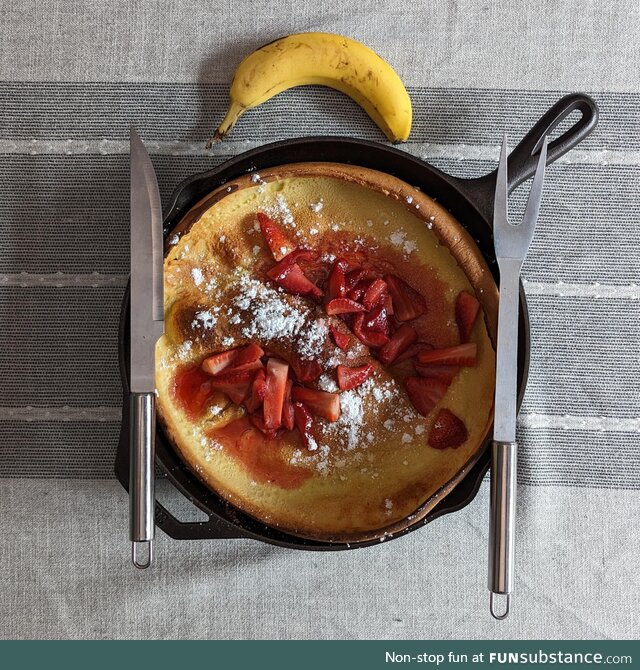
[
  {"x1": 522, "y1": 135, "x2": 548, "y2": 230},
  {"x1": 493, "y1": 133, "x2": 509, "y2": 230}
]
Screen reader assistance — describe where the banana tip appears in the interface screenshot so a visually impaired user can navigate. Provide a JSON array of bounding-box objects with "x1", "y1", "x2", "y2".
[{"x1": 205, "y1": 130, "x2": 226, "y2": 149}]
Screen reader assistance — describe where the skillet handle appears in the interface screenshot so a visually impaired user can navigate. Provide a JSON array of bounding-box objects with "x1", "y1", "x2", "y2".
[
  {"x1": 460, "y1": 93, "x2": 598, "y2": 223},
  {"x1": 502, "y1": 93, "x2": 598, "y2": 191}
]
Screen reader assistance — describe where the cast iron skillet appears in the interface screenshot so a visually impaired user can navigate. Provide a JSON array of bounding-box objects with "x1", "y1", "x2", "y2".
[{"x1": 115, "y1": 93, "x2": 598, "y2": 550}]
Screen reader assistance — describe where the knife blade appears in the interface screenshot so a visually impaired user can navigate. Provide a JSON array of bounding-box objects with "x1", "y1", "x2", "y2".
[{"x1": 129, "y1": 127, "x2": 164, "y2": 569}]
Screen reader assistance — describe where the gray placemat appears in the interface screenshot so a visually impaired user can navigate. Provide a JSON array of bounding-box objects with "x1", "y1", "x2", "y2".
[{"x1": 1, "y1": 0, "x2": 639, "y2": 641}]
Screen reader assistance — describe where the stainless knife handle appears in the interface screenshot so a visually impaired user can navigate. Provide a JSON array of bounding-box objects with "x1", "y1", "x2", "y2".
[
  {"x1": 488, "y1": 439, "x2": 517, "y2": 619},
  {"x1": 129, "y1": 392, "x2": 156, "y2": 569}
]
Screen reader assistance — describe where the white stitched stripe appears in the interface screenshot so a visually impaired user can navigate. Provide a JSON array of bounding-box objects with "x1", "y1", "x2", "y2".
[
  {"x1": 0, "y1": 272, "x2": 128, "y2": 288},
  {"x1": 1, "y1": 138, "x2": 640, "y2": 166},
  {"x1": 519, "y1": 414, "x2": 640, "y2": 433},
  {"x1": 2, "y1": 273, "x2": 639, "y2": 300},
  {"x1": 0, "y1": 406, "x2": 122, "y2": 421},
  {"x1": 1, "y1": 406, "x2": 638, "y2": 432},
  {"x1": 522, "y1": 280, "x2": 640, "y2": 299}
]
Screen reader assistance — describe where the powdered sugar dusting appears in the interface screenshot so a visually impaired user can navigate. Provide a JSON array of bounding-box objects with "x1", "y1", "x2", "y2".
[
  {"x1": 192, "y1": 310, "x2": 217, "y2": 330},
  {"x1": 297, "y1": 318, "x2": 329, "y2": 360},
  {"x1": 191, "y1": 268, "x2": 204, "y2": 286}
]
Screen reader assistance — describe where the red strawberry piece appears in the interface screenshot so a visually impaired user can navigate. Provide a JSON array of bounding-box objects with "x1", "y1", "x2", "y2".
[
  {"x1": 345, "y1": 268, "x2": 377, "y2": 291},
  {"x1": 326, "y1": 258, "x2": 349, "y2": 301},
  {"x1": 201, "y1": 348, "x2": 239, "y2": 376},
  {"x1": 384, "y1": 292, "x2": 394, "y2": 316},
  {"x1": 257, "y1": 212, "x2": 296, "y2": 261},
  {"x1": 363, "y1": 304, "x2": 390, "y2": 334},
  {"x1": 416, "y1": 342, "x2": 477, "y2": 367},
  {"x1": 347, "y1": 286, "x2": 366, "y2": 302},
  {"x1": 271, "y1": 262, "x2": 323, "y2": 299},
  {"x1": 329, "y1": 325, "x2": 350, "y2": 351},
  {"x1": 337, "y1": 364, "x2": 374, "y2": 391},
  {"x1": 249, "y1": 412, "x2": 279, "y2": 440},
  {"x1": 393, "y1": 341, "x2": 434, "y2": 364},
  {"x1": 404, "y1": 376, "x2": 449, "y2": 417},
  {"x1": 290, "y1": 354, "x2": 323, "y2": 382},
  {"x1": 244, "y1": 368, "x2": 267, "y2": 413},
  {"x1": 232, "y1": 342, "x2": 264, "y2": 369},
  {"x1": 455, "y1": 290, "x2": 481, "y2": 343},
  {"x1": 326, "y1": 298, "x2": 366, "y2": 315},
  {"x1": 173, "y1": 365, "x2": 218, "y2": 418},
  {"x1": 282, "y1": 379, "x2": 295, "y2": 431},
  {"x1": 353, "y1": 313, "x2": 390, "y2": 348},
  {"x1": 291, "y1": 386, "x2": 341, "y2": 422},
  {"x1": 263, "y1": 358, "x2": 289, "y2": 430},
  {"x1": 209, "y1": 368, "x2": 254, "y2": 405},
  {"x1": 378, "y1": 323, "x2": 418, "y2": 365},
  {"x1": 428, "y1": 408, "x2": 468, "y2": 449},
  {"x1": 346, "y1": 279, "x2": 371, "y2": 302},
  {"x1": 362, "y1": 278, "x2": 388, "y2": 310},
  {"x1": 293, "y1": 402, "x2": 316, "y2": 450},
  {"x1": 266, "y1": 248, "x2": 314, "y2": 280},
  {"x1": 384, "y1": 274, "x2": 427, "y2": 321},
  {"x1": 414, "y1": 363, "x2": 460, "y2": 384}
]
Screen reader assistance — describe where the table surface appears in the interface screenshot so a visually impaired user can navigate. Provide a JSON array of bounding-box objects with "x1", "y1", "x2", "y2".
[{"x1": 1, "y1": 0, "x2": 639, "y2": 640}]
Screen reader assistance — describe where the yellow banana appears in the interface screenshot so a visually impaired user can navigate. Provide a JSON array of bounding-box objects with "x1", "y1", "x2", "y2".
[{"x1": 209, "y1": 32, "x2": 412, "y2": 146}]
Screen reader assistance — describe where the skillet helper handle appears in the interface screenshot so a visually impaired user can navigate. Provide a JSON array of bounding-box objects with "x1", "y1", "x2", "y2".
[
  {"x1": 505, "y1": 93, "x2": 598, "y2": 191},
  {"x1": 129, "y1": 392, "x2": 156, "y2": 569},
  {"x1": 488, "y1": 440, "x2": 517, "y2": 620}
]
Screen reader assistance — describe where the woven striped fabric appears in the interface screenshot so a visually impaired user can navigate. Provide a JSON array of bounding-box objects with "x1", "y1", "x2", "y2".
[
  {"x1": 1, "y1": 84, "x2": 638, "y2": 486},
  {"x1": 1, "y1": 0, "x2": 638, "y2": 641}
]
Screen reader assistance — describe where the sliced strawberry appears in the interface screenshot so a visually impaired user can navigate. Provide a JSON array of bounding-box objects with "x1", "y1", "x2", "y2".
[
  {"x1": 244, "y1": 368, "x2": 267, "y2": 413},
  {"x1": 329, "y1": 325, "x2": 350, "y2": 351},
  {"x1": 337, "y1": 364, "x2": 373, "y2": 391},
  {"x1": 416, "y1": 342, "x2": 477, "y2": 367},
  {"x1": 290, "y1": 354, "x2": 323, "y2": 382},
  {"x1": 209, "y1": 368, "x2": 254, "y2": 404},
  {"x1": 414, "y1": 364, "x2": 460, "y2": 384},
  {"x1": 271, "y1": 262, "x2": 323, "y2": 299},
  {"x1": 266, "y1": 248, "x2": 314, "y2": 280},
  {"x1": 428, "y1": 408, "x2": 468, "y2": 449},
  {"x1": 362, "y1": 278, "x2": 388, "y2": 310},
  {"x1": 455, "y1": 290, "x2": 480, "y2": 343},
  {"x1": 363, "y1": 304, "x2": 390, "y2": 334},
  {"x1": 384, "y1": 292, "x2": 394, "y2": 316},
  {"x1": 263, "y1": 358, "x2": 289, "y2": 430},
  {"x1": 404, "y1": 376, "x2": 449, "y2": 417},
  {"x1": 326, "y1": 298, "x2": 366, "y2": 315},
  {"x1": 282, "y1": 379, "x2": 295, "y2": 431},
  {"x1": 201, "y1": 348, "x2": 239, "y2": 376},
  {"x1": 394, "y1": 341, "x2": 434, "y2": 364},
  {"x1": 232, "y1": 342, "x2": 264, "y2": 369},
  {"x1": 173, "y1": 365, "x2": 219, "y2": 418},
  {"x1": 384, "y1": 274, "x2": 427, "y2": 321},
  {"x1": 378, "y1": 323, "x2": 418, "y2": 365},
  {"x1": 257, "y1": 212, "x2": 296, "y2": 261},
  {"x1": 326, "y1": 258, "x2": 348, "y2": 301},
  {"x1": 353, "y1": 313, "x2": 390, "y2": 348},
  {"x1": 293, "y1": 402, "x2": 316, "y2": 450},
  {"x1": 347, "y1": 286, "x2": 366, "y2": 302},
  {"x1": 249, "y1": 412, "x2": 279, "y2": 439},
  {"x1": 345, "y1": 268, "x2": 377, "y2": 291},
  {"x1": 291, "y1": 387, "x2": 340, "y2": 422}
]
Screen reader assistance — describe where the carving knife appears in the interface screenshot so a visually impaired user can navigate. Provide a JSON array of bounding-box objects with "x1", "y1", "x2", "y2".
[{"x1": 129, "y1": 127, "x2": 164, "y2": 569}]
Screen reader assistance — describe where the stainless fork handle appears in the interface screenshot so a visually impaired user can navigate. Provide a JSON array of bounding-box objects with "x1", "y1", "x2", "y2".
[
  {"x1": 489, "y1": 440, "x2": 517, "y2": 619},
  {"x1": 129, "y1": 392, "x2": 156, "y2": 569}
]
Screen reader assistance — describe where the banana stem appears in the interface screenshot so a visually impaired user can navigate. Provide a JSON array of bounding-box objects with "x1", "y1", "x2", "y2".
[{"x1": 206, "y1": 101, "x2": 246, "y2": 148}]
